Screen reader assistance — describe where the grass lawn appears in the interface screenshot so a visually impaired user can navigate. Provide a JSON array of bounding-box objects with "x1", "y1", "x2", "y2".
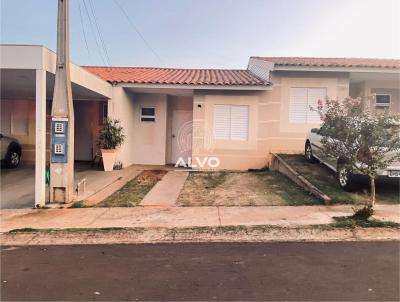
[
  {"x1": 93, "y1": 170, "x2": 167, "y2": 207},
  {"x1": 280, "y1": 154, "x2": 399, "y2": 205},
  {"x1": 177, "y1": 170, "x2": 321, "y2": 206}
]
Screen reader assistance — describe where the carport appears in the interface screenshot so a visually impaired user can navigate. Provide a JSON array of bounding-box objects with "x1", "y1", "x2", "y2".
[{"x1": 0, "y1": 45, "x2": 113, "y2": 208}]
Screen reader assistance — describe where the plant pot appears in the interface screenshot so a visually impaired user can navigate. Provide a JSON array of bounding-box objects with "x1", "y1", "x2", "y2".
[{"x1": 101, "y1": 149, "x2": 117, "y2": 171}]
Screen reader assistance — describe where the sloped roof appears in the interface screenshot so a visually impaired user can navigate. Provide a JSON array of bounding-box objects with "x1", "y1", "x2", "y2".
[
  {"x1": 84, "y1": 66, "x2": 268, "y2": 86},
  {"x1": 251, "y1": 57, "x2": 400, "y2": 69}
]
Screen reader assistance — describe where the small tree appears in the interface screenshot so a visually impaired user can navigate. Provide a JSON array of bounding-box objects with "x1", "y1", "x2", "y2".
[
  {"x1": 97, "y1": 118, "x2": 125, "y2": 150},
  {"x1": 315, "y1": 97, "x2": 400, "y2": 209}
]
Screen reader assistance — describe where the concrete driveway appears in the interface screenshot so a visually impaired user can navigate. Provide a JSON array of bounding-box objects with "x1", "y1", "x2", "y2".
[
  {"x1": 1, "y1": 165, "x2": 36, "y2": 209},
  {"x1": 1, "y1": 163, "x2": 148, "y2": 209}
]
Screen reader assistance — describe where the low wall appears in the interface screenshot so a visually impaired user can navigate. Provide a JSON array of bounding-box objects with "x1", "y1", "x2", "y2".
[{"x1": 270, "y1": 153, "x2": 331, "y2": 205}]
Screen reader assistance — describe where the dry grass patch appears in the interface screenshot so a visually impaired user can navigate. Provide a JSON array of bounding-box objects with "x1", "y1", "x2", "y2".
[
  {"x1": 177, "y1": 170, "x2": 320, "y2": 206},
  {"x1": 280, "y1": 154, "x2": 399, "y2": 205},
  {"x1": 94, "y1": 170, "x2": 167, "y2": 207}
]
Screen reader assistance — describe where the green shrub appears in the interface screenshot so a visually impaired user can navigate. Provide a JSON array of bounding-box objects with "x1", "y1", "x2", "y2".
[
  {"x1": 352, "y1": 206, "x2": 374, "y2": 220},
  {"x1": 97, "y1": 118, "x2": 125, "y2": 149}
]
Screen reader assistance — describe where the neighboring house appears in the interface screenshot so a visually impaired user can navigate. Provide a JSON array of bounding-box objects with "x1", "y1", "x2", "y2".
[
  {"x1": 1, "y1": 45, "x2": 399, "y2": 175},
  {"x1": 86, "y1": 56, "x2": 400, "y2": 170}
]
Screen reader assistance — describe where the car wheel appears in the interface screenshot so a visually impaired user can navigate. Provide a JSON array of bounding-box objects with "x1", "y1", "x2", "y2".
[
  {"x1": 337, "y1": 163, "x2": 355, "y2": 191},
  {"x1": 305, "y1": 142, "x2": 317, "y2": 163},
  {"x1": 5, "y1": 147, "x2": 21, "y2": 168}
]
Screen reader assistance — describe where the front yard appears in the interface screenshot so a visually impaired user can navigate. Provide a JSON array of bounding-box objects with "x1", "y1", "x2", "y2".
[
  {"x1": 177, "y1": 171, "x2": 320, "y2": 206},
  {"x1": 94, "y1": 170, "x2": 167, "y2": 207},
  {"x1": 73, "y1": 155, "x2": 398, "y2": 208},
  {"x1": 280, "y1": 154, "x2": 399, "y2": 205}
]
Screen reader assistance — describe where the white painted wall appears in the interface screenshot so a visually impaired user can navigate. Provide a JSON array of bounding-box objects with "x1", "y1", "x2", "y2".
[
  {"x1": 109, "y1": 87, "x2": 136, "y2": 167},
  {"x1": 131, "y1": 93, "x2": 168, "y2": 165},
  {"x1": 0, "y1": 45, "x2": 112, "y2": 99}
]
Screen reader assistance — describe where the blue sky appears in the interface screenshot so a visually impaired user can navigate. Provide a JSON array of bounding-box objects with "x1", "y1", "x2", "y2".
[{"x1": 1, "y1": 0, "x2": 399, "y2": 68}]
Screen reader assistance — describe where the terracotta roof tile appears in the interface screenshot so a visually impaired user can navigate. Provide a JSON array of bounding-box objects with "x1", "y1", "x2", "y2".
[
  {"x1": 252, "y1": 57, "x2": 400, "y2": 69},
  {"x1": 84, "y1": 66, "x2": 268, "y2": 86}
]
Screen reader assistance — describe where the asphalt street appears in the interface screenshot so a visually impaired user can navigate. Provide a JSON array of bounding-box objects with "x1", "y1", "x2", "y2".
[{"x1": 1, "y1": 242, "x2": 399, "y2": 301}]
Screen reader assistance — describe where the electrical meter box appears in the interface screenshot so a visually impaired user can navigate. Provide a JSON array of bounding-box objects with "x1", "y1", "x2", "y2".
[{"x1": 51, "y1": 119, "x2": 68, "y2": 163}]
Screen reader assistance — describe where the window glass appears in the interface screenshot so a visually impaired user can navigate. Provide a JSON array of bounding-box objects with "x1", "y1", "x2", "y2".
[{"x1": 141, "y1": 107, "x2": 155, "y2": 122}]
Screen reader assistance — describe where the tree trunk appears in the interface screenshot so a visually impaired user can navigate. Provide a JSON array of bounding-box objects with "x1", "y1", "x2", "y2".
[{"x1": 369, "y1": 175, "x2": 376, "y2": 208}]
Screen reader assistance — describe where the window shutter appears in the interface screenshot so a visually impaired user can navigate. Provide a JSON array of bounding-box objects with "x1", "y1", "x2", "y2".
[
  {"x1": 289, "y1": 88, "x2": 308, "y2": 123},
  {"x1": 213, "y1": 105, "x2": 249, "y2": 140},
  {"x1": 230, "y1": 105, "x2": 249, "y2": 140},
  {"x1": 307, "y1": 88, "x2": 326, "y2": 123},
  {"x1": 214, "y1": 105, "x2": 231, "y2": 139}
]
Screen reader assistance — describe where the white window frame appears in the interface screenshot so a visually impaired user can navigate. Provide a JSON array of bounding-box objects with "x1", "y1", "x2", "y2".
[
  {"x1": 140, "y1": 106, "x2": 156, "y2": 122},
  {"x1": 289, "y1": 87, "x2": 326, "y2": 124},
  {"x1": 102, "y1": 103, "x2": 108, "y2": 121},
  {"x1": 213, "y1": 104, "x2": 249, "y2": 141},
  {"x1": 375, "y1": 94, "x2": 391, "y2": 109}
]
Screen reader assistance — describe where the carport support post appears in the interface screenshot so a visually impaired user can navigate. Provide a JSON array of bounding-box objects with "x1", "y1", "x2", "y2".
[{"x1": 35, "y1": 69, "x2": 47, "y2": 208}]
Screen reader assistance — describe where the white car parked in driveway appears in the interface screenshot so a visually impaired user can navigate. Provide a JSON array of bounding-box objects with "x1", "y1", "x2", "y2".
[
  {"x1": 305, "y1": 128, "x2": 400, "y2": 191},
  {"x1": 0, "y1": 133, "x2": 22, "y2": 168}
]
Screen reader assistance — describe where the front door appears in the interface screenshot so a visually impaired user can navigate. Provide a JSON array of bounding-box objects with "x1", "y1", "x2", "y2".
[{"x1": 171, "y1": 110, "x2": 193, "y2": 165}]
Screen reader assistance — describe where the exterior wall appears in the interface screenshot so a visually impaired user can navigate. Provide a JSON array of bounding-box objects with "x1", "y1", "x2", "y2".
[
  {"x1": 108, "y1": 87, "x2": 136, "y2": 167},
  {"x1": 132, "y1": 93, "x2": 168, "y2": 165},
  {"x1": 349, "y1": 80, "x2": 400, "y2": 114},
  {"x1": 192, "y1": 72, "x2": 350, "y2": 170},
  {"x1": 111, "y1": 89, "x2": 168, "y2": 166},
  {"x1": 370, "y1": 87, "x2": 400, "y2": 114},
  {"x1": 192, "y1": 91, "x2": 267, "y2": 170},
  {"x1": 268, "y1": 71, "x2": 349, "y2": 153},
  {"x1": 365, "y1": 81, "x2": 399, "y2": 114},
  {"x1": 132, "y1": 93, "x2": 167, "y2": 165}
]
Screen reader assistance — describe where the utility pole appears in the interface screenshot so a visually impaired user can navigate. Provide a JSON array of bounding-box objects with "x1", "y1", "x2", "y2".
[{"x1": 49, "y1": 0, "x2": 74, "y2": 203}]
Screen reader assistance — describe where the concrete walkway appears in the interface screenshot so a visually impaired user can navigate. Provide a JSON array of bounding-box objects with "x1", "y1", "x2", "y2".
[
  {"x1": 82, "y1": 166, "x2": 142, "y2": 206},
  {"x1": 1, "y1": 204, "x2": 399, "y2": 233},
  {"x1": 140, "y1": 171, "x2": 189, "y2": 207}
]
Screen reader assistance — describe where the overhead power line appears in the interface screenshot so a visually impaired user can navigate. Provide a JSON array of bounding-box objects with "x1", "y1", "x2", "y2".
[
  {"x1": 77, "y1": 0, "x2": 91, "y2": 58},
  {"x1": 88, "y1": 0, "x2": 112, "y2": 66},
  {"x1": 81, "y1": 0, "x2": 108, "y2": 66},
  {"x1": 112, "y1": 0, "x2": 162, "y2": 63}
]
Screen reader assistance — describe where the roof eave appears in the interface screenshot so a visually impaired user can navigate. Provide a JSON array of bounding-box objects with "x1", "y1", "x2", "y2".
[
  {"x1": 272, "y1": 65, "x2": 400, "y2": 73},
  {"x1": 114, "y1": 82, "x2": 272, "y2": 91}
]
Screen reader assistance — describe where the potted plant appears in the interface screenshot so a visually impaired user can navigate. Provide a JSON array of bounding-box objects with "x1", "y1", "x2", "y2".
[{"x1": 97, "y1": 118, "x2": 125, "y2": 171}]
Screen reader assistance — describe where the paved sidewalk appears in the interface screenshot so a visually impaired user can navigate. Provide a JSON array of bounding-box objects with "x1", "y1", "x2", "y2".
[
  {"x1": 1, "y1": 205, "x2": 399, "y2": 233},
  {"x1": 83, "y1": 166, "x2": 142, "y2": 206},
  {"x1": 140, "y1": 171, "x2": 189, "y2": 206}
]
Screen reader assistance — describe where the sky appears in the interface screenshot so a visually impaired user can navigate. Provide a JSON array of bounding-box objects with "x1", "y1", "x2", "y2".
[{"x1": 1, "y1": 0, "x2": 399, "y2": 69}]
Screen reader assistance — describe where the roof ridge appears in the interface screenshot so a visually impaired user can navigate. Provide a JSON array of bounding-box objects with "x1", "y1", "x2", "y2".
[
  {"x1": 82, "y1": 65, "x2": 249, "y2": 71},
  {"x1": 251, "y1": 56, "x2": 400, "y2": 61}
]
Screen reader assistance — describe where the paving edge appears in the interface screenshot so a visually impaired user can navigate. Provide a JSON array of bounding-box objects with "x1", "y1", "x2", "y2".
[
  {"x1": 270, "y1": 153, "x2": 331, "y2": 204},
  {"x1": 1, "y1": 225, "x2": 399, "y2": 246}
]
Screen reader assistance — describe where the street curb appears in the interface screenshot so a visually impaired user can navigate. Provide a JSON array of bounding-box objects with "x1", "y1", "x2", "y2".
[{"x1": 2, "y1": 225, "x2": 399, "y2": 246}]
